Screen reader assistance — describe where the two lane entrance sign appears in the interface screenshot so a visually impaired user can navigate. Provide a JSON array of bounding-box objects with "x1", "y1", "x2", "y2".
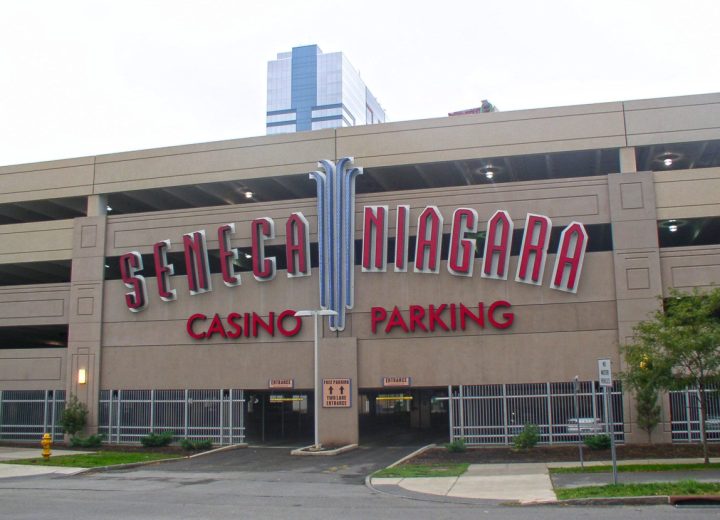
[{"x1": 322, "y1": 378, "x2": 351, "y2": 408}]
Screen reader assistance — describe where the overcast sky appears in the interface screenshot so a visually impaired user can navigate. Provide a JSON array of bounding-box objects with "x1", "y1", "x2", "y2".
[{"x1": 1, "y1": 0, "x2": 718, "y2": 167}]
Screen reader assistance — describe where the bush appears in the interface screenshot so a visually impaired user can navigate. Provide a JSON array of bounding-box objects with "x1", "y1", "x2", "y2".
[
  {"x1": 140, "y1": 431, "x2": 174, "y2": 448},
  {"x1": 445, "y1": 439, "x2": 467, "y2": 453},
  {"x1": 70, "y1": 434, "x2": 104, "y2": 448},
  {"x1": 60, "y1": 395, "x2": 89, "y2": 437},
  {"x1": 584, "y1": 434, "x2": 612, "y2": 450},
  {"x1": 181, "y1": 438, "x2": 213, "y2": 451},
  {"x1": 513, "y1": 424, "x2": 540, "y2": 450}
]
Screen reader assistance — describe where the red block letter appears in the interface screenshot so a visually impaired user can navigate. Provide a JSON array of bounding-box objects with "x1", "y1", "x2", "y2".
[
  {"x1": 448, "y1": 208, "x2": 478, "y2": 276},
  {"x1": 218, "y1": 224, "x2": 241, "y2": 287},
  {"x1": 515, "y1": 214, "x2": 552, "y2": 286},
  {"x1": 482, "y1": 210, "x2": 513, "y2": 280},
  {"x1": 286, "y1": 213, "x2": 310, "y2": 277},
  {"x1": 362, "y1": 206, "x2": 388, "y2": 272},
  {"x1": 414, "y1": 206, "x2": 443, "y2": 273},
  {"x1": 551, "y1": 222, "x2": 588, "y2": 293},
  {"x1": 120, "y1": 252, "x2": 148, "y2": 312},
  {"x1": 252, "y1": 218, "x2": 276, "y2": 281}
]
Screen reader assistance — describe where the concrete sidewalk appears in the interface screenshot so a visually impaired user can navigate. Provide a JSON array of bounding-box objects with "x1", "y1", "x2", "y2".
[
  {"x1": 370, "y1": 457, "x2": 720, "y2": 504},
  {"x1": 372, "y1": 462, "x2": 556, "y2": 504},
  {"x1": 0, "y1": 446, "x2": 88, "y2": 479}
]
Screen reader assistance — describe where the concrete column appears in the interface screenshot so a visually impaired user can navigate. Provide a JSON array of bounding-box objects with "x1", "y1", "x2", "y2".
[
  {"x1": 86, "y1": 194, "x2": 108, "y2": 217},
  {"x1": 608, "y1": 172, "x2": 669, "y2": 442},
  {"x1": 619, "y1": 147, "x2": 637, "y2": 173},
  {"x1": 317, "y1": 336, "x2": 359, "y2": 446},
  {"x1": 65, "y1": 215, "x2": 107, "y2": 435}
]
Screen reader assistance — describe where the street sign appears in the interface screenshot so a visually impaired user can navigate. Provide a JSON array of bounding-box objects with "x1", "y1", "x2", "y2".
[
  {"x1": 598, "y1": 359, "x2": 613, "y2": 387},
  {"x1": 382, "y1": 376, "x2": 411, "y2": 387},
  {"x1": 322, "y1": 378, "x2": 351, "y2": 408},
  {"x1": 268, "y1": 378, "x2": 294, "y2": 389}
]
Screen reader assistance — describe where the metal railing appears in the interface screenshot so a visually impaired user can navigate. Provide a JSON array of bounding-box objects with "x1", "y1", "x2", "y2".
[
  {"x1": 449, "y1": 381, "x2": 624, "y2": 445},
  {"x1": 670, "y1": 387, "x2": 720, "y2": 443},
  {"x1": 98, "y1": 389, "x2": 245, "y2": 445},
  {"x1": 0, "y1": 390, "x2": 66, "y2": 441}
]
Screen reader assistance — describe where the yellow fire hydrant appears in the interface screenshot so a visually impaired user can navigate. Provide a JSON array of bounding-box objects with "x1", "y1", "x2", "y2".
[{"x1": 41, "y1": 433, "x2": 52, "y2": 460}]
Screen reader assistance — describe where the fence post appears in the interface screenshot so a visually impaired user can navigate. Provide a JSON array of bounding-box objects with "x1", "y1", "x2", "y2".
[
  {"x1": 219, "y1": 390, "x2": 225, "y2": 445},
  {"x1": 546, "y1": 382, "x2": 553, "y2": 445},
  {"x1": 50, "y1": 390, "x2": 57, "y2": 440},
  {"x1": 459, "y1": 385, "x2": 465, "y2": 441},
  {"x1": 502, "y1": 384, "x2": 508, "y2": 445},
  {"x1": 116, "y1": 390, "x2": 122, "y2": 443},
  {"x1": 591, "y1": 382, "x2": 598, "y2": 422},
  {"x1": 43, "y1": 390, "x2": 49, "y2": 436},
  {"x1": 0, "y1": 390, "x2": 3, "y2": 440},
  {"x1": 150, "y1": 389, "x2": 155, "y2": 434},
  {"x1": 229, "y1": 389, "x2": 234, "y2": 445},
  {"x1": 448, "y1": 385, "x2": 454, "y2": 442},
  {"x1": 184, "y1": 389, "x2": 189, "y2": 439}
]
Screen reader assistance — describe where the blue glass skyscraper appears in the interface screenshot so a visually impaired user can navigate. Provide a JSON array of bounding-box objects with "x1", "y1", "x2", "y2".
[{"x1": 266, "y1": 45, "x2": 386, "y2": 134}]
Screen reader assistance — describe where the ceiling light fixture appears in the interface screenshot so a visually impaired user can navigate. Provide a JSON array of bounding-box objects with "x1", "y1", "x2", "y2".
[
  {"x1": 106, "y1": 205, "x2": 113, "y2": 212},
  {"x1": 484, "y1": 168, "x2": 495, "y2": 180},
  {"x1": 245, "y1": 191, "x2": 253, "y2": 199},
  {"x1": 657, "y1": 153, "x2": 680, "y2": 168},
  {"x1": 669, "y1": 224, "x2": 678, "y2": 232}
]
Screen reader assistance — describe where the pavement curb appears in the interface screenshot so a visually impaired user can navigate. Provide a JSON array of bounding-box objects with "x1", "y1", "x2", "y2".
[
  {"x1": 83, "y1": 443, "x2": 248, "y2": 474},
  {"x1": 291, "y1": 444, "x2": 358, "y2": 456},
  {"x1": 387, "y1": 443, "x2": 436, "y2": 468}
]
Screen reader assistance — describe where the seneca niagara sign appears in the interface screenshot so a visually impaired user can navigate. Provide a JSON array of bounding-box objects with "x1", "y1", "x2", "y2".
[{"x1": 118, "y1": 158, "x2": 588, "y2": 335}]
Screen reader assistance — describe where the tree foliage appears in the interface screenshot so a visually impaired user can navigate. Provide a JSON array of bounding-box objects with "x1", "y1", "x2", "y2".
[
  {"x1": 60, "y1": 394, "x2": 88, "y2": 437},
  {"x1": 623, "y1": 287, "x2": 720, "y2": 462},
  {"x1": 634, "y1": 383, "x2": 661, "y2": 443}
]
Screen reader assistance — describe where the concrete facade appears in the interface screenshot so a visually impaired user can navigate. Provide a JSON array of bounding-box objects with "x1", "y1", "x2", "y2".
[{"x1": 1, "y1": 92, "x2": 720, "y2": 446}]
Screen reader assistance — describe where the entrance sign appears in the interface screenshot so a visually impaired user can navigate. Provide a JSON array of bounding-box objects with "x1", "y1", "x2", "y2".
[
  {"x1": 598, "y1": 359, "x2": 613, "y2": 387},
  {"x1": 269, "y1": 378, "x2": 294, "y2": 389},
  {"x1": 383, "y1": 376, "x2": 411, "y2": 387},
  {"x1": 323, "y1": 378, "x2": 351, "y2": 408}
]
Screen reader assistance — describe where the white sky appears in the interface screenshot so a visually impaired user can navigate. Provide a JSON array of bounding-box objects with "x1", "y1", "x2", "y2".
[{"x1": 1, "y1": 0, "x2": 718, "y2": 167}]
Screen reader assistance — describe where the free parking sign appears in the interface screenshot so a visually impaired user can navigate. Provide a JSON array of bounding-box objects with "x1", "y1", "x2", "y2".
[{"x1": 322, "y1": 378, "x2": 351, "y2": 408}]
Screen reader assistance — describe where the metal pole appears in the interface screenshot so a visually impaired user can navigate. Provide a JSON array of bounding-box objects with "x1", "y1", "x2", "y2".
[
  {"x1": 573, "y1": 376, "x2": 584, "y2": 468},
  {"x1": 604, "y1": 386, "x2": 618, "y2": 484},
  {"x1": 314, "y1": 311, "x2": 320, "y2": 449}
]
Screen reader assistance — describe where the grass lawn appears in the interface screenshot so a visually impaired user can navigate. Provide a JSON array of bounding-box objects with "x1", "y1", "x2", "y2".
[
  {"x1": 556, "y1": 480, "x2": 720, "y2": 500},
  {"x1": 0, "y1": 451, "x2": 183, "y2": 468},
  {"x1": 374, "y1": 463, "x2": 469, "y2": 478},
  {"x1": 551, "y1": 462, "x2": 720, "y2": 474}
]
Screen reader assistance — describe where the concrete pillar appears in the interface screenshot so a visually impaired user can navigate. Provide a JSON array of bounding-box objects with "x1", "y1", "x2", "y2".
[
  {"x1": 86, "y1": 194, "x2": 107, "y2": 217},
  {"x1": 65, "y1": 214, "x2": 107, "y2": 435},
  {"x1": 608, "y1": 172, "x2": 669, "y2": 442},
  {"x1": 317, "y1": 336, "x2": 358, "y2": 446},
  {"x1": 619, "y1": 147, "x2": 637, "y2": 173}
]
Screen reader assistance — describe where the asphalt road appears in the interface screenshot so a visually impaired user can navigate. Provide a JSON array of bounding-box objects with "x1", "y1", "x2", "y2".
[{"x1": 0, "y1": 445, "x2": 718, "y2": 519}]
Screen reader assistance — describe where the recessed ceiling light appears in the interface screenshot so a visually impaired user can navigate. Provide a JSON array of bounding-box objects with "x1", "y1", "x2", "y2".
[
  {"x1": 669, "y1": 224, "x2": 678, "y2": 232},
  {"x1": 244, "y1": 252, "x2": 252, "y2": 259},
  {"x1": 245, "y1": 191, "x2": 253, "y2": 199},
  {"x1": 657, "y1": 153, "x2": 680, "y2": 168},
  {"x1": 106, "y1": 205, "x2": 113, "y2": 212},
  {"x1": 485, "y1": 169, "x2": 495, "y2": 180}
]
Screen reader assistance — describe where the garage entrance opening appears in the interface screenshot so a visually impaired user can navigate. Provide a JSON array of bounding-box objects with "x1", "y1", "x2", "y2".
[
  {"x1": 359, "y1": 388, "x2": 449, "y2": 445},
  {"x1": 244, "y1": 391, "x2": 313, "y2": 444}
]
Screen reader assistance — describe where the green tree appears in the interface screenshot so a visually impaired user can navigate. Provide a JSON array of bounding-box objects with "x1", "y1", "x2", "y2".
[
  {"x1": 623, "y1": 288, "x2": 720, "y2": 463},
  {"x1": 59, "y1": 394, "x2": 88, "y2": 437},
  {"x1": 635, "y1": 383, "x2": 661, "y2": 443}
]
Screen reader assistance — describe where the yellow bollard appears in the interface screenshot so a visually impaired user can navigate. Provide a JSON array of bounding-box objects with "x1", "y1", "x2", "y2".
[{"x1": 41, "y1": 433, "x2": 52, "y2": 460}]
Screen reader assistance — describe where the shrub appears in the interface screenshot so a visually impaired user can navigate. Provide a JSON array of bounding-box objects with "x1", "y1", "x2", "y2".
[
  {"x1": 70, "y1": 434, "x2": 104, "y2": 448},
  {"x1": 584, "y1": 434, "x2": 612, "y2": 450},
  {"x1": 513, "y1": 424, "x2": 540, "y2": 450},
  {"x1": 60, "y1": 395, "x2": 88, "y2": 437},
  {"x1": 445, "y1": 439, "x2": 467, "y2": 453},
  {"x1": 181, "y1": 438, "x2": 213, "y2": 451},
  {"x1": 140, "y1": 431, "x2": 174, "y2": 448}
]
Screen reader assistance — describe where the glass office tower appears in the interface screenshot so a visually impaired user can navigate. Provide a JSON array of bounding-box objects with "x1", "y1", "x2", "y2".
[{"x1": 266, "y1": 45, "x2": 386, "y2": 135}]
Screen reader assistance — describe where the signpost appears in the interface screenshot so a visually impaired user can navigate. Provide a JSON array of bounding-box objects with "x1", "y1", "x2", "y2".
[
  {"x1": 598, "y1": 358, "x2": 618, "y2": 484},
  {"x1": 294, "y1": 309, "x2": 338, "y2": 450},
  {"x1": 572, "y1": 376, "x2": 584, "y2": 468}
]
